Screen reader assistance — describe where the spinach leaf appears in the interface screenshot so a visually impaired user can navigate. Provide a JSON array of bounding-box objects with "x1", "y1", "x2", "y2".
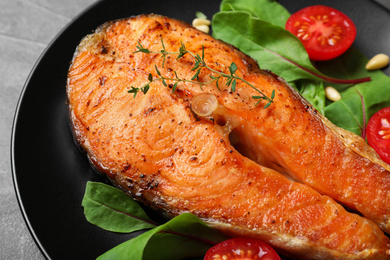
[
  {"x1": 212, "y1": 11, "x2": 317, "y2": 83},
  {"x1": 83, "y1": 182, "x2": 229, "y2": 259},
  {"x1": 212, "y1": 5, "x2": 390, "y2": 136},
  {"x1": 97, "y1": 213, "x2": 228, "y2": 260},
  {"x1": 290, "y1": 80, "x2": 326, "y2": 115},
  {"x1": 212, "y1": 11, "x2": 367, "y2": 84},
  {"x1": 315, "y1": 47, "x2": 372, "y2": 92},
  {"x1": 312, "y1": 47, "x2": 390, "y2": 135},
  {"x1": 220, "y1": 0, "x2": 290, "y2": 27},
  {"x1": 82, "y1": 181, "x2": 157, "y2": 233}
]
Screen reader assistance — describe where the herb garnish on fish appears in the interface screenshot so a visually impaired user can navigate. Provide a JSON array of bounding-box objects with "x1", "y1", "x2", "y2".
[{"x1": 128, "y1": 38, "x2": 275, "y2": 108}]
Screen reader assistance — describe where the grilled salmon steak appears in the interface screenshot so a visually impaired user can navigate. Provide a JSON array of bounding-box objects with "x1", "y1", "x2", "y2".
[{"x1": 67, "y1": 14, "x2": 390, "y2": 259}]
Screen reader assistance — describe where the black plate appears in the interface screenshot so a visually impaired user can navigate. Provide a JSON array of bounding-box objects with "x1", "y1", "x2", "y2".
[{"x1": 11, "y1": 0, "x2": 390, "y2": 259}]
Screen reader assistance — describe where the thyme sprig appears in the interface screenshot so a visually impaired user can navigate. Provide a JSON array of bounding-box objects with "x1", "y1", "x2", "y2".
[{"x1": 129, "y1": 38, "x2": 275, "y2": 108}]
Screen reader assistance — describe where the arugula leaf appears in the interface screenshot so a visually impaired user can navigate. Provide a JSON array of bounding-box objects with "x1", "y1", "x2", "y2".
[
  {"x1": 97, "y1": 213, "x2": 229, "y2": 260},
  {"x1": 220, "y1": 0, "x2": 290, "y2": 27},
  {"x1": 82, "y1": 181, "x2": 157, "y2": 233}
]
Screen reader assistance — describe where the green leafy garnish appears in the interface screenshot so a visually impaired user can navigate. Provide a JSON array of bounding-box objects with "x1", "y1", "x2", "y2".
[
  {"x1": 82, "y1": 182, "x2": 228, "y2": 260},
  {"x1": 98, "y1": 213, "x2": 227, "y2": 260},
  {"x1": 320, "y1": 48, "x2": 390, "y2": 136},
  {"x1": 290, "y1": 80, "x2": 326, "y2": 114},
  {"x1": 212, "y1": 11, "x2": 369, "y2": 85},
  {"x1": 130, "y1": 39, "x2": 274, "y2": 107},
  {"x1": 212, "y1": 0, "x2": 390, "y2": 136},
  {"x1": 220, "y1": 0, "x2": 290, "y2": 27},
  {"x1": 82, "y1": 182, "x2": 157, "y2": 233}
]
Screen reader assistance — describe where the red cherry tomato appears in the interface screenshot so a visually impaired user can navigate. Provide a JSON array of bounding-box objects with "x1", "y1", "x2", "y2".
[
  {"x1": 285, "y1": 5, "x2": 356, "y2": 61},
  {"x1": 204, "y1": 238, "x2": 281, "y2": 260},
  {"x1": 367, "y1": 107, "x2": 390, "y2": 165}
]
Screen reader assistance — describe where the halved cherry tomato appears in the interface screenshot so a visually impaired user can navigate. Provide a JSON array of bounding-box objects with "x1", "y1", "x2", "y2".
[
  {"x1": 367, "y1": 107, "x2": 390, "y2": 165},
  {"x1": 204, "y1": 238, "x2": 281, "y2": 260},
  {"x1": 285, "y1": 5, "x2": 356, "y2": 61}
]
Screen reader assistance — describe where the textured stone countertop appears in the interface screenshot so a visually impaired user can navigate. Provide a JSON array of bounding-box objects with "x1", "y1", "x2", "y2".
[{"x1": 1, "y1": 1, "x2": 97, "y2": 259}]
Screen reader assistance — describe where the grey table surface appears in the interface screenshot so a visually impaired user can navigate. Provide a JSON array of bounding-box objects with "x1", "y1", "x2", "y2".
[{"x1": 1, "y1": 0, "x2": 97, "y2": 259}]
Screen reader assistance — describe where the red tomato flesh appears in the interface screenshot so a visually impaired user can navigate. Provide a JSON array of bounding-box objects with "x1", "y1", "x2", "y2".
[
  {"x1": 204, "y1": 238, "x2": 281, "y2": 260},
  {"x1": 285, "y1": 5, "x2": 356, "y2": 61},
  {"x1": 367, "y1": 107, "x2": 390, "y2": 165}
]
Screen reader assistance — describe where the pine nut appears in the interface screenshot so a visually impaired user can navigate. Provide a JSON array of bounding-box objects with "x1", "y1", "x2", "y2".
[
  {"x1": 325, "y1": 86, "x2": 341, "y2": 102},
  {"x1": 365, "y1": 53, "x2": 389, "y2": 70},
  {"x1": 192, "y1": 18, "x2": 211, "y2": 27},
  {"x1": 195, "y1": 25, "x2": 210, "y2": 34}
]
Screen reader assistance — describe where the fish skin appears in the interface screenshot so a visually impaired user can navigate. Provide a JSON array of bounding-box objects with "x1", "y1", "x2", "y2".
[{"x1": 67, "y1": 14, "x2": 390, "y2": 259}]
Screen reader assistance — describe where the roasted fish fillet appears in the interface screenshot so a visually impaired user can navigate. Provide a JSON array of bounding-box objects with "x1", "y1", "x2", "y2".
[{"x1": 67, "y1": 14, "x2": 390, "y2": 259}]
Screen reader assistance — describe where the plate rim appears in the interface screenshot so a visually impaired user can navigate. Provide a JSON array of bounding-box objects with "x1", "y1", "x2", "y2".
[{"x1": 10, "y1": 1, "x2": 104, "y2": 259}]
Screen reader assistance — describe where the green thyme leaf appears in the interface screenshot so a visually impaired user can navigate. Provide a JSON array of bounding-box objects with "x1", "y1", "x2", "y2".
[
  {"x1": 161, "y1": 37, "x2": 166, "y2": 51},
  {"x1": 162, "y1": 55, "x2": 167, "y2": 68},
  {"x1": 229, "y1": 62, "x2": 237, "y2": 75},
  {"x1": 131, "y1": 37, "x2": 274, "y2": 107},
  {"x1": 216, "y1": 79, "x2": 220, "y2": 90},
  {"x1": 264, "y1": 101, "x2": 272, "y2": 109},
  {"x1": 172, "y1": 82, "x2": 178, "y2": 93},
  {"x1": 134, "y1": 41, "x2": 150, "y2": 54},
  {"x1": 128, "y1": 86, "x2": 140, "y2": 98},
  {"x1": 177, "y1": 42, "x2": 187, "y2": 59},
  {"x1": 192, "y1": 62, "x2": 200, "y2": 71},
  {"x1": 191, "y1": 68, "x2": 202, "y2": 80},
  {"x1": 155, "y1": 65, "x2": 162, "y2": 76},
  {"x1": 141, "y1": 84, "x2": 150, "y2": 94},
  {"x1": 226, "y1": 78, "x2": 232, "y2": 87},
  {"x1": 231, "y1": 79, "x2": 237, "y2": 92}
]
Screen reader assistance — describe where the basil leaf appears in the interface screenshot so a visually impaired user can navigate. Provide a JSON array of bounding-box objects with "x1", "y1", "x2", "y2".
[
  {"x1": 97, "y1": 213, "x2": 228, "y2": 260},
  {"x1": 82, "y1": 181, "x2": 157, "y2": 233},
  {"x1": 220, "y1": 0, "x2": 290, "y2": 27},
  {"x1": 212, "y1": 11, "x2": 328, "y2": 83}
]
